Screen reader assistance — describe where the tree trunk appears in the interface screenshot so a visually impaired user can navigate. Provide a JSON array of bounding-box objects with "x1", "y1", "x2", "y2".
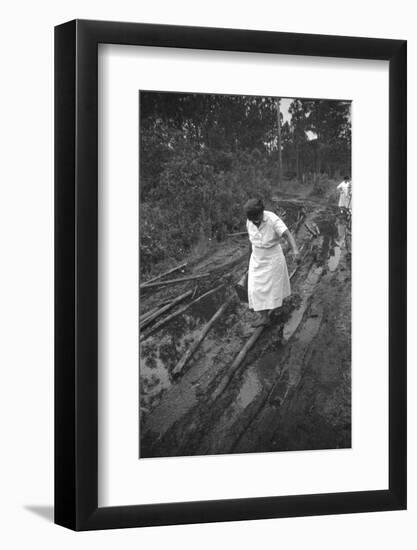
[
  {"x1": 295, "y1": 142, "x2": 300, "y2": 182},
  {"x1": 317, "y1": 145, "x2": 322, "y2": 179},
  {"x1": 277, "y1": 98, "x2": 283, "y2": 186},
  {"x1": 315, "y1": 100, "x2": 322, "y2": 186}
]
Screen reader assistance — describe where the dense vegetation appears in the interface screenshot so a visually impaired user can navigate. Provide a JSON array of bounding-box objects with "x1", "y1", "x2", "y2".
[{"x1": 140, "y1": 92, "x2": 351, "y2": 274}]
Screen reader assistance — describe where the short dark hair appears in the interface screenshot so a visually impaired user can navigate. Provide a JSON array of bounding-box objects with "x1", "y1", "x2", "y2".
[
  {"x1": 244, "y1": 198, "x2": 264, "y2": 221},
  {"x1": 344, "y1": 175, "x2": 350, "y2": 181}
]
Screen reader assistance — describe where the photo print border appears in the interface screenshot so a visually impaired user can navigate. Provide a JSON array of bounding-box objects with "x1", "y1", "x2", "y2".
[{"x1": 55, "y1": 19, "x2": 406, "y2": 531}]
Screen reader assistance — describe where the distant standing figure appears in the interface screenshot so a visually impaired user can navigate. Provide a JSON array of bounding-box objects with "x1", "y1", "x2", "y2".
[
  {"x1": 245, "y1": 199, "x2": 300, "y2": 327},
  {"x1": 337, "y1": 176, "x2": 351, "y2": 210}
]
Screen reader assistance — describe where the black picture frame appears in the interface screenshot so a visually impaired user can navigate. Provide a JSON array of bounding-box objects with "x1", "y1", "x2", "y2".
[{"x1": 55, "y1": 19, "x2": 407, "y2": 531}]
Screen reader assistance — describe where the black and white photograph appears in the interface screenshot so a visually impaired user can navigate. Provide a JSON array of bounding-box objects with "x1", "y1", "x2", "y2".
[
  {"x1": 0, "y1": 0, "x2": 411, "y2": 543},
  {"x1": 139, "y1": 91, "x2": 352, "y2": 458}
]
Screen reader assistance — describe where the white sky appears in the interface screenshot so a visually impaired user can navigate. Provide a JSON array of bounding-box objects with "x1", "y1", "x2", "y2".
[
  {"x1": 280, "y1": 97, "x2": 293, "y2": 123},
  {"x1": 280, "y1": 97, "x2": 317, "y2": 140}
]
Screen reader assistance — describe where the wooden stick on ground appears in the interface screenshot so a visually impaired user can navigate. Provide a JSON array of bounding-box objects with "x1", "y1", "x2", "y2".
[
  {"x1": 140, "y1": 298, "x2": 173, "y2": 324},
  {"x1": 227, "y1": 231, "x2": 247, "y2": 237},
  {"x1": 140, "y1": 273, "x2": 210, "y2": 289},
  {"x1": 141, "y1": 262, "x2": 187, "y2": 288},
  {"x1": 209, "y1": 251, "x2": 248, "y2": 273},
  {"x1": 311, "y1": 222, "x2": 320, "y2": 236},
  {"x1": 304, "y1": 222, "x2": 317, "y2": 237},
  {"x1": 172, "y1": 295, "x2": 234, "y2": 377},
  {"x1": 139, "y1": 289, "x2": 193, "y2": 331},
  {"x1": 140, "y1": 283, "x2": 225, "y2": 341},
  {"x1": 140, "y1": 306, "x2": 159, "y2": 324},
  {"x1": 211, "y1": 324, "x2": 265, "y2": 401},
  {"x1": 292, "y1": 211, "x2": 306, "y2": 234},
  {"x1": 289, "y1": 267, "x2": 298, "y2": 279}
]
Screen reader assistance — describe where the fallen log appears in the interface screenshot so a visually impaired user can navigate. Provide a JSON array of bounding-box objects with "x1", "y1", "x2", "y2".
[
  {"x1": 304, "y1": 222, "x2": 317, "y2": 237},
  {"x1": 311, "y1": 221, "x2": 320, "y2": 236},
  {"x1": 209, "y1": 251, "x2": 248, "y2": 274},
  {"x1": 172, "y1": 295, "x2": 234, "y2": 376},
  {"x1": 140, "y1": 262, "x2": 187, "y2": 288},
  {"x1": 211, "y1": 324, "x2": 265, "y2": 401},
  {"x1": 140, "y1": 298, "x2": 173, "y2": 324},
  {"x1": 292, "y1": 209, "x2": 306, "y2": 234},
  {"x1": 139, "y1": 289, "x2": 193, "y2": 331},
  {"x1": 140, "y1": 306, "x2": 159, "y2": 324},
  {"x1": 289, "y1": 266, "x2": 298, "y2": 280},
  {"x1": 140, "y1": 283, "x2": 225, "y2": 341},
  {"x1": 140, "y1": 273, "x2": 210, "y2": 289}
]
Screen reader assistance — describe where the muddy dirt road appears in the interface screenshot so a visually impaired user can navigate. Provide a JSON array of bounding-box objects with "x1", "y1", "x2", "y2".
[{"x1": 139, "y1": 195, "x2": 351, "y2": 458}]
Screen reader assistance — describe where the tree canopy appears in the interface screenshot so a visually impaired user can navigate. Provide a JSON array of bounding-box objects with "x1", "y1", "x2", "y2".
[
  {"x1": 139, "y1": 91, "x2": 351, "y2": 273},
  {"x1": 141, "y1": 92, "x2": 351, "y2": 198}
]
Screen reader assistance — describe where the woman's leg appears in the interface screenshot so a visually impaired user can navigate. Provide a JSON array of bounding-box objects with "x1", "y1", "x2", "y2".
[{"x1": 252, "y1": 309, "x2": 270, "y2": 327}]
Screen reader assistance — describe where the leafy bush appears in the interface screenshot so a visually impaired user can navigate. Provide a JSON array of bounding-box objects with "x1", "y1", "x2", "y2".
[{"x1": 139, "y1": 146, "x2": 274, "y2": 275}]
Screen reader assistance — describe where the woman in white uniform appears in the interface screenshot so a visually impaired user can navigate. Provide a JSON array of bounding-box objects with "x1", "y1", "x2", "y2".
[
  {"x1": 337, "y1": 176, "x2": 351, "y2": 210},
  {"x1": 245, "y1": 199, "x2": 300, "y2": 326}
]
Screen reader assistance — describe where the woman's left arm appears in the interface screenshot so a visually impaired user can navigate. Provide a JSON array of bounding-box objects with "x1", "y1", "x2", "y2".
[{"x1": 283, "y1": 229, "x2": 300, "y2": 261}]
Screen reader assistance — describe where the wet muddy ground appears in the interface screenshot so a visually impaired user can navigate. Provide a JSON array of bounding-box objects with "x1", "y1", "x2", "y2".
[{"x1": 139, "y1": 194, "x2": 351, "y2": 458}]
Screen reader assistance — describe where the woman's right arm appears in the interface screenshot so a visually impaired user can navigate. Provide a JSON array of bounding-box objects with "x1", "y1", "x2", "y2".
[
  {"x1": 246, "y1": 220, "x2": 252, "y2": 264},
  {"x1": 244, "y1": 241, "x2": 252, "y2": 285}
]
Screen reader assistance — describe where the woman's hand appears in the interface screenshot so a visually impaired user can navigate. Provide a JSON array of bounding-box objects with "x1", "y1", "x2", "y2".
[{"x1": 292, "y1": 248, "x2": 301, "y2": 264}]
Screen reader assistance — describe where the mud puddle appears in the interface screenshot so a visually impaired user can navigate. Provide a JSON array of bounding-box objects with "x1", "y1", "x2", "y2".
[{"x1": 140, "y1": 285, "x2": 230, "y2": 414}]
